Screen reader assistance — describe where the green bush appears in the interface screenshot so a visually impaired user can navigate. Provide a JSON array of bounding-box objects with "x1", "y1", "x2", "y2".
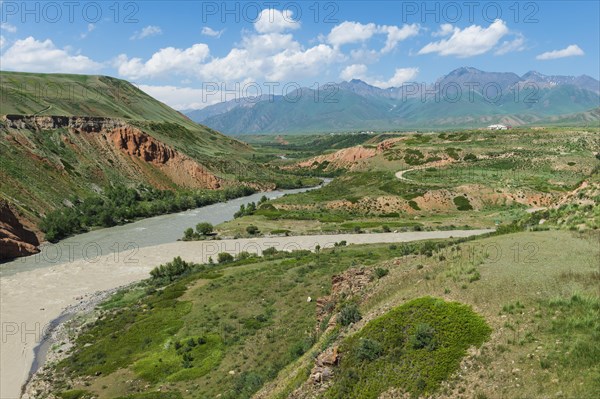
[
  {"x1": 374, "y1": 268, "x2": 389, "y2": 279},
  {"x1": 463, "y1": 153, "x2": 477, "y2": 162},
  {"x1": 408, "y1": 200, "x2": 421, "y2": 211},
  {"x1": 235, "y1": 251, "x2": 253, "y2": 261},
  {"x1": 453, "y1": 196, "x2": 473, "y2": 211},
  {"x1": 262, "y1": 247, "x2": 278, "y2": 256},
  {"x1": 217, "y1": 252, "x2": 234, "y2": 264},
  {"x1": 356, "y1": 338, "x2": 383, "y2": 361},
  {"x1": 150, "y1": 257, "x2": 201, "y2": 282},
  {"x1": 409, "y1": 323, "x2": 437, "y2": 350},
  {"x1": 338, "y1": 303, "x2": 362, "y2": 326},
  {"x1": 183, "y1": 228, "x2": 194, "y2": 240},
  {"x1": 196, "y1": 222, "x2": 214, "y2": 236},
  {"x1": 246, "y1": 225, "x2": 260, "y2": 235}
]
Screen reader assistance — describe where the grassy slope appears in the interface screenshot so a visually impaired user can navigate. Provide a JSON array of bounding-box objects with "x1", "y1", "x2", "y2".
[
  {"x1": 261, "y1": 230, "x2": 600, "y2": 399},
  {"x1": 0, "y1": 71, "x2": 249, "y2": 157},
  {"x1": 46, "y1": 229, "x2": 599, "y2": 399}
]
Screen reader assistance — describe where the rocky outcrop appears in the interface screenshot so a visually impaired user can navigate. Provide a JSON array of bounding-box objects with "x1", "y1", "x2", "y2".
[
  {"x1": 311, "y1": 346, "x2": 339, "y2": 384},
  {"x1": 316, "y1": 268, "x2": 373, "y2": 332},
  {"x1": 2, "y1": 115, "x2": 126, "y2": 132},
  {"x1": 109, "y1": 127, "x2": 222, "y2": 189},
  {"x1": 0, "y1": 201, "x2": 40, "y2": 261},
  {"x1": 294, "y1": 137, "x2": 406, "y2": 171},
  {"x1": 296, "y1": 146, "x2": 378, "y2": 170}
]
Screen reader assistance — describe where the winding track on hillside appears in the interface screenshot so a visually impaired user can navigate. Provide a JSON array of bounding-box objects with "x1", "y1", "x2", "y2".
[{"x1": 395, "y1": 167, "x2": 419, "y2": 182}]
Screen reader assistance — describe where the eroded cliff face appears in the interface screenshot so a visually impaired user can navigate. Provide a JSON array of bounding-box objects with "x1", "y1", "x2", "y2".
[
  {"x1": 0, "y1": 201, "x2": 40, "y2": 261},
  {"x1": 110, "y1": 127, "x2": 222, "y2": 189},
  {"x1": 2, "y1": 115, "x2": 222, "y2": 189}
]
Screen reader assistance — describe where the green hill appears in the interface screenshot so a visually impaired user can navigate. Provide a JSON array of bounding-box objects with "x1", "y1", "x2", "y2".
[{"x1": 0, "y1": 72, "x2": 310, "y2": 255}]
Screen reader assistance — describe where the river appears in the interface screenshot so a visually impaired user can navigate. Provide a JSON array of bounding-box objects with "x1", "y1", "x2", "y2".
[{"x1": 0, "y1": 184, "x2": 325, "y2": 277}]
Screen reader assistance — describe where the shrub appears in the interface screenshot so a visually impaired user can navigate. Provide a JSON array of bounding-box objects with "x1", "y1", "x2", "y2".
[
  {"x1": 149, "y1": 257, "x2": 199, "y2": 281},
  {"x1": 59, "y1": 390, "x2": 93, "y2": 399},
  {"x1": 246, "y1": 225, "x2": 260, "y2": 235},
  {"x1": 217, "y1": 252, "x2": 234, "y2": 264},
  {"x1": 235, "y1": 251, "x2": 252, "y2": 261},
  {"x1": 338, "y1": 303, "x2": 362, "y2": 326},
  {"x1": 409, "y1": 323, "x2": 437, "y2": 350},
  {"x1": 196, "y1": 222, "x2": 214, "y2": 236},
  {"x1": 183, "y1": 228, "x2": 194, "y2": 240},
  {"x1": 453, "y1": 196, "x2": 473, "y2": 211},
  {"x1": 463, "y1": 153, "x2": 477, "y2": 162},
  {"x1": 382, "y1": 225, "x2": 391, "y2": 232},
  {"x1": 408, "y1": 200, "x2": 421, "y2": 211},
  {"x1": 374, "y1": 268, "x2": 389, "y2": 279},
  {"x1": 356, "y1": 339, "x2": 383, "y2": 361},
  {"x1": 262, "y1": 247, "x2": 278, "y2": 256}
]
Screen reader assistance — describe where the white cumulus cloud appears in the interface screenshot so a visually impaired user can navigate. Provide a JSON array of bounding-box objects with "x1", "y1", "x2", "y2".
[
  {"x1": 1, "y1": 23, "x2": 17, "y2": 33},
  {"x1": 116, "y1": 23, "x2": 341, "y2": 83},
  {"x1": 418, "y1": 19, "x2": 509, "y2": 57},
  {"x1": 494, "y1": 34, "x2": 525, "y2": 55},
  {"x1": 340, "y1": 64, "x2": 369, "y2": 81},
  {"x1": 340, "y1": 65, "x2": 419, "y2": 88},
  {"x1": 254, "y1": 9, "x2": 300, "y2": 34},
  {"x1": 432, "y1": 24, "x2": 454, "y2": 37},
  {"x1": 368, "y1": 67, "x2": 419, "y2": 88},
  {"x1": 269, "y1": 44, "x2": 340, "y2": 81},
  {"x1": 536, "y1": 44, "x2": 584, "y2": 60},
  {"x1": 1, "y1": 36, "x2": 102, "y2": 73},
  {"x1": 116, "y1": 43, "x2": 210, "y2": 79},
  {"x1": 327, "y1": 21, "x2": 378, "y2": 47},
  {"x1": 201, "y1": 27, "x2": 224, "y2": 38},
  {"x1": 327, "y1": 21, "x2": 419, "y2": 53},
  {"x1": 379, "y1": 24, "x2": 420, "y2": 53},
  {"x1": 0, "y1": 35, "x2": 5, "y2": 49},
  {"x1": 139, "y1": 84, "x2": 220, "y2": 110},
  {"x1": 130, "y1": 25, "x2": 163, "y2": 40},
  {"x1": 80, "y1": 23, "x2": 96, "y2": 39}
]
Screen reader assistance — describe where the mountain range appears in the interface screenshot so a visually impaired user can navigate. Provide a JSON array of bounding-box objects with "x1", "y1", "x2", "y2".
[{"x1": 185, "y1": 67, "x2": 600, "y2": 134}]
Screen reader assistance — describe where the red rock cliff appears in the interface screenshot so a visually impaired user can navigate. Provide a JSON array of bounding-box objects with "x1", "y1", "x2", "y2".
[{"x1": 0, "y1": 201, "x2": 40, "y2": 261}]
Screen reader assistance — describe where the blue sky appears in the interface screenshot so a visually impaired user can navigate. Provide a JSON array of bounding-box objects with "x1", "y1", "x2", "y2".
[{"x1": 1, "y1": 1, "x2": 598, "y2": 110}]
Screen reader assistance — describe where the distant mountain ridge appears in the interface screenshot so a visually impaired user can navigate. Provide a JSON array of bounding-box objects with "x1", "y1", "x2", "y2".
[{"x1": 185, "y1": 68, "x2": 600, "y2": 134}]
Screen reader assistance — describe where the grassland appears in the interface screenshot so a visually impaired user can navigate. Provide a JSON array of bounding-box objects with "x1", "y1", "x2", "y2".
[
  {"x1": 13, "y1": 111, "x2": 599, "y2": 399},
  {"x1": 217, "y1": 128, "x2": 599, "y2": 238},
  {"x1": 36, "y1": 227, "x2": 599, "y2": 399}
]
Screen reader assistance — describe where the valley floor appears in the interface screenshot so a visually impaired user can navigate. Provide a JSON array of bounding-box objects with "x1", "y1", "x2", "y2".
[{"x1": 0, "y1": 229, "x2": 491, "y2": 399}]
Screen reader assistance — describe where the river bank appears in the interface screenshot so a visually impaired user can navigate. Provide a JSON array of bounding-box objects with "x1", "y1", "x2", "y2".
[{"x1": 22, "y1": 287, "x2": 123, "y2": 399}]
